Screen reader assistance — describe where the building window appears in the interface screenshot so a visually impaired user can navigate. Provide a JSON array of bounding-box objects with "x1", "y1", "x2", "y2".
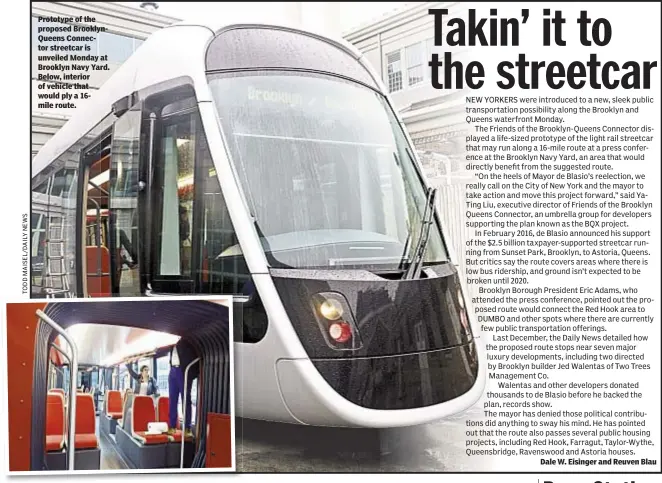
[
  {"x1": 426, "y1": 38, "x2": 435, "y2": 79},
  {"x1": 386, "y1": 51, "x2": 403, "y2": 93},
  {"x1": 386, "y1": 40, "x2": 435, "y2": 92},
  {"x1": 406, "y1": 43, "x2": 425, "y2": 86},
  {"x1": 98, "y1": 31, "x2": 135, "y2": 63}
]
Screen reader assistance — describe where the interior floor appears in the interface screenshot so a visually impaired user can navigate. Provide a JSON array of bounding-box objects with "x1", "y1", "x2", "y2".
[{"x1": 96, "y1": 415, "x2": 129, "y2": 470}]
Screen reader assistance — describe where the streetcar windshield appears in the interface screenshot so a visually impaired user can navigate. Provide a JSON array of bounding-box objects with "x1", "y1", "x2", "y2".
[{"x1": 208, "y1": 72, "x2": 447, "y2": 270}]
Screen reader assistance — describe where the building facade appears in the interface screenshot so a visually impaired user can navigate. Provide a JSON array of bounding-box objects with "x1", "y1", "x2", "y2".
[
  {"x1": 343, "y1": 2, "x2": 469, "y2": 180},
  {"x1": 343, "y1": 2, "x2": 474, "y2": 285},
  {"x1": 31, "y1": 1, "x2": 180, "y2": 157}
]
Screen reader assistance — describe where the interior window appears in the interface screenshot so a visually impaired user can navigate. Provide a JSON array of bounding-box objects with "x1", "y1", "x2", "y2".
[
  {"x1": 177, "y1": 377, "x2": 198, "y2": 426},
  {"x1": 156, "y1": 355, "x2": 170, "y2": 394},
  {"x1": 63, "y1": 366, "x2": 70, "y2": 395},
  {"x1": 190, "y1": 378, "x2": 198, "y2": 425},
  {"x1": 118, "y1": 365, "x2": 128, "y2": 390}
]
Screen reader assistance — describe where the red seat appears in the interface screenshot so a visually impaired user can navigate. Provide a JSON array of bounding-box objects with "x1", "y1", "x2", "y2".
[
  {"x1": 132, "y1": 396, "x2": 168, "y2": 445},
  {"x1": 155, "y1": 396, "x2": 181, "y2": 428},
  {"x1": 49, "y1": 388, "x2": 65, "y2": 397},
  {"x1": 75, "y1": 433, "x2": 99, "y2": 449},
  {"x1": 106, "y1": 390, "x2": 123, "y2": 419},
  {"x1": 156, "y1": 396, "x2": 169, "y2": 424},
  {"x1": 46, "y1": 393, "x2": 65, "y2": 452},
  {"x1": 156, "y1": 396, "x2": 184, "y2": 442},
  {"x1": 74, "y1": 394, "x2": 98, "y2": 449}
]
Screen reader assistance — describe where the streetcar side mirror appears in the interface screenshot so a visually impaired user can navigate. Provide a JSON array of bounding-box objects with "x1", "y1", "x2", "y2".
[{"x1": 112, "y1": 91, "x2": 138, "y2": 118}]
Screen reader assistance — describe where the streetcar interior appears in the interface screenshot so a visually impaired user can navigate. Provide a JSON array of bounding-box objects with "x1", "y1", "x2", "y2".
[
  {"x1": 7, "y1": 299, "x2": 233, "y2": 471},
  {"x1": 46, "y1": 324, "x2": 187, "y2": 470}
]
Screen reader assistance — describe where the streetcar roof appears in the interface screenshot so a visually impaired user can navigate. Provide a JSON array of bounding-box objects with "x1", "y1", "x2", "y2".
[{"x1": 31, "y1": 21, "x2": 379, "y2": 179}]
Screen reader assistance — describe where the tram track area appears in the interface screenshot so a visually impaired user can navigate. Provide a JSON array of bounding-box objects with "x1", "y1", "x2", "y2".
[{"x1": 235, "y1": 404, "x2": 486, "y2": 472}]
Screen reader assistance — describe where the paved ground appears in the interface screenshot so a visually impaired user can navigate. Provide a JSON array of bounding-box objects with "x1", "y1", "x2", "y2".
[{"x1": 236, "y1": 404, "x2": 490, "y2": 472}]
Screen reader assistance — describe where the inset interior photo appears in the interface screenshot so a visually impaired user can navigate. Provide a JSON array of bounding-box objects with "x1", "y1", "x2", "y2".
[{"x1": 5, "y1": 298, "x2": 234, "y2": 473}]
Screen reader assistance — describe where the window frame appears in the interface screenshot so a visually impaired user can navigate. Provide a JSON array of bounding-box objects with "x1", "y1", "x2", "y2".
[
  {"x1": 386, "y1": 50, "x2": 403, "y2": 93},
  {"x1": 405, "y1": 42, "x2": 425, "y2": 87},
  {"x1": 385, "y1": 38, "x2": 435, "y2": 92},
  {"x1": 143, "y1": 83, "x2": 254, "y2": 297},
  {"x1": 118, "y1": 365, "x2": 128, "y2": 390},
  {"x1": 146, "y1": 87, "x2": 202, "y2": 294},
  {"x1": 156, "y1": 354, "x2": 171, "y2": 395}
]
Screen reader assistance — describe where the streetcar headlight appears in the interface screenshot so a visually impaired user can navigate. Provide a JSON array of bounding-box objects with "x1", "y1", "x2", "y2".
[
  {"x1": 319, "y1": 298, "x2": 343, "y2": 320},
  {"x1": 311, "y1": 292, "x2": 361, "y2": 350}
]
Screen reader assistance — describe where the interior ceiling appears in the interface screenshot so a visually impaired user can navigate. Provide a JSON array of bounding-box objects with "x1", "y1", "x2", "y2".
[
  {"x1": 65, "y1": 324, "x2": 174, "y2": 366},
  {"x1": 45, "y1": 299, "x2": 230, "y2": 366}
]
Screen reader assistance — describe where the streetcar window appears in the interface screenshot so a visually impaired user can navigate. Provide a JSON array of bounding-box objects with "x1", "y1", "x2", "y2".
[
  {"x1": 119, "y1": 365, "x2": 129, "y2": 390},
  {"x1": 52, "y1": 154, "x2": 79, "y2": 294},
  {"x1": 156, "y1": 118, "x2": 195, "y2": 277},
  {"x1": 156, "y1": 355, "x2": 170, "y2": 394},
  {"x1": 190, "y1": 378, "x2": 198, "y2": 425},
  {"x1": 195, "y1": 134, "x2": 252, "y2": 296},
  {"x1": 109, "y1": 106, "x2": 142, "y2": 296},
  {"x1": 145, "y1": 88, "x2": 263, "y2": 340},
  {"x1": 149, "y1": 91, "x2": 253, "y2": 297},
  {"x1": 208, "y1": 72, "x2": 448, "y2": 271},
  {"x1": 63, "y1": 366, "x2": 70, "y2": 395},
  {"x1": 90, "y1": 369, "x2": 99, "y2": 388}
]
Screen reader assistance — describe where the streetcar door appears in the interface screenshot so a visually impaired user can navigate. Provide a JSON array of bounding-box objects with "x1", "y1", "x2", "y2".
[{"x1": 81, "y1": 135, "x2": 112, "y2": 298}]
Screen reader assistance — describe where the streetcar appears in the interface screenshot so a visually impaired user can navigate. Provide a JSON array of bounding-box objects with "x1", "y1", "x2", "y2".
[{"x1": 31, "y1": 22, "x2": 485, "y2": 428}]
